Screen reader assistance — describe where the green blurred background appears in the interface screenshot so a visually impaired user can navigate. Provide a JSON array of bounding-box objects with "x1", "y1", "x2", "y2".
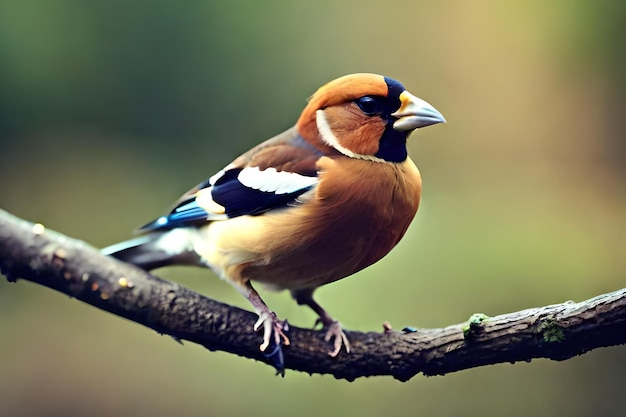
[{"x1": 1, "y1": 1, "x2": 625, "y2": 416}]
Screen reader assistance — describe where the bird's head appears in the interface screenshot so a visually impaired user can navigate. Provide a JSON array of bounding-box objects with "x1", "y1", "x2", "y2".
[{"x1": 296, "y1": 73, "x2": 445, "y2": 163}]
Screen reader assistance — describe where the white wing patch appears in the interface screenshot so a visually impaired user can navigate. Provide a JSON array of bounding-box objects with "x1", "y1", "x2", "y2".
[
  {"x1": 237, "y1": 167, "x2": 318, "y2": 195},
  {"x1": 195, "y1": 188, "x2": 227, "y2": 216}
]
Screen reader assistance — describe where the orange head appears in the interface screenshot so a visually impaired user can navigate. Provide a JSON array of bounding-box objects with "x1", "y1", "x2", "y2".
[{"x1": 296, "y1": 73, "x2": 445, "y2": 163}]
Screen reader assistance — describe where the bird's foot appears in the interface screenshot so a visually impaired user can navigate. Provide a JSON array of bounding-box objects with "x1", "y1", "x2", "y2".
[
  {"x1": 316, "y1": 318, "x2": 350, "y2": 357},
  {"x1": 254, "y1": 311, "x2": 290, "y2": 352},
  {"x1": 254, "y1": 312, "x2": 290, "y2": 375}
]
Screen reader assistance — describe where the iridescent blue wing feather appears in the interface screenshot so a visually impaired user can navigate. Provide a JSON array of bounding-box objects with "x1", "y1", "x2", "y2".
[{"x1": 140, "y1": 128, "x2": 321, "y2": 231}]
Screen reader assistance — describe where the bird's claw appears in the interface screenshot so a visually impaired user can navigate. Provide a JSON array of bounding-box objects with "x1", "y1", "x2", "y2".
[
  {"x1": 323, "y1": 321, "x2": 350, "y2": 357},
  {"x1": 254, "y1": 312, "x2": 290, "y2": 352},
  {"x1": 254, "y1": 312, "x2": 290, "y2": 375}
]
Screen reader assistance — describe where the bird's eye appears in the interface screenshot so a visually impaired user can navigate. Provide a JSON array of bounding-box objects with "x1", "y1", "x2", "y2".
[{"x1": 355, "y1": 96, "x2": 380, "y2": 116}]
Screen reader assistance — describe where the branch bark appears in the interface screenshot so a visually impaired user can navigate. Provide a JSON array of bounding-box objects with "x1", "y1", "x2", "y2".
[{"x1": 1, "y1": 208, "x2": 625, "y2": 381}]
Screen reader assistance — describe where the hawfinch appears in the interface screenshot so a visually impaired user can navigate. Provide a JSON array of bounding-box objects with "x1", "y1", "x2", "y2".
[{"x1": 102, "y1": 73, "x2": 445, "y2": 369}]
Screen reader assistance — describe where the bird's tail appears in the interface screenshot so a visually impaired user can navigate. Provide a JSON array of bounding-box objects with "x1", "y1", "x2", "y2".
[{"x1": 101, "y1": 229, "x2": 198, "y2": 271}]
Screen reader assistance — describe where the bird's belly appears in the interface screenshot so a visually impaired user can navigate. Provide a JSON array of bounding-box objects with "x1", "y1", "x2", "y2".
[
  {"x1": 202, "y1": 215, "x2": 399, "y2": 291},
  {"x1": 246, "y1": 220, "x2": 381, "y2": 291}
]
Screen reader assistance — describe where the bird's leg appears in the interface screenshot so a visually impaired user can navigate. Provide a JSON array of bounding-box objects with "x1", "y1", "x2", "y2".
[
  {"x1": 240, "y1": 281, "x2": 290, "y2": 352},
  {"x1": 292, "y1": 289, "x2": 351, "y2": 357}
]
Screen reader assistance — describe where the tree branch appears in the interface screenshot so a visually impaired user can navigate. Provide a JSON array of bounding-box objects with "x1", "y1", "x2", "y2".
[{"x1": 1, "y1": 208, "x2": 625, "y2": 381}]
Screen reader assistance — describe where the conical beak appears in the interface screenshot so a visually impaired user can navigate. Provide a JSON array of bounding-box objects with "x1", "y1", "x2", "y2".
[{"x1": 391, "y1": 91, "x2": 446, "y2": 131}]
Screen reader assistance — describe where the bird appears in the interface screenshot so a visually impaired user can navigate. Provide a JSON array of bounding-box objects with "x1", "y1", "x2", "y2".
[{"x1": 101, "y1": 73, "x2": 445, "y2": 370}]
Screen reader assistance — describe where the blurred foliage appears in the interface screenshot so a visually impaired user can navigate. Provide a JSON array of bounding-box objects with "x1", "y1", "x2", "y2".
[{"x1": 1, "y1": 1, "x2": 626, "y2": 417}]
